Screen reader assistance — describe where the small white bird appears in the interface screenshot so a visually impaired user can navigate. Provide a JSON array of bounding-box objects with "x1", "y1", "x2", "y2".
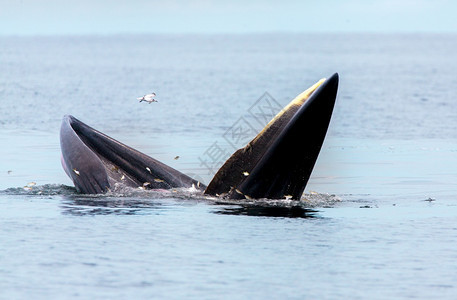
[{"x1": 137, "y1": 92, "x2": 157, "y2": 104}]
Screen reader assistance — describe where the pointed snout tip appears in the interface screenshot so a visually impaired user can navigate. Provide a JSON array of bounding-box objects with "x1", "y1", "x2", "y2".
[
  {"x1": 323, "y1": 72, "x2": 339, "y2": 90},
  {"x1": 328, "y1": 72, "x2": 339, "y2": 83}
]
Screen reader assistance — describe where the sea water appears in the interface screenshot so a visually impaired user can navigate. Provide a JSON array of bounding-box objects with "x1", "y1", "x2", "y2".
[{"x1": 1, "y1": 33, "x2": 457, "y2": 299}]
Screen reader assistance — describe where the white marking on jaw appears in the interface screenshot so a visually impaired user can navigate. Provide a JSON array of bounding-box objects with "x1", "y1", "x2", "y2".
[{"x1": 143, "y1": 182, "x2": 151, "y2": 188}]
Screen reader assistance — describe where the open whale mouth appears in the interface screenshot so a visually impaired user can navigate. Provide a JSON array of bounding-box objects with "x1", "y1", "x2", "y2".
[{"x1": 60, "y1": 73, "x2": 339, "y2": 199}]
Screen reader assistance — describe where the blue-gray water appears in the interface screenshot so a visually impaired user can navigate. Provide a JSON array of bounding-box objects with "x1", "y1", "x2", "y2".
[{"x1": 1, "y1": 34, "x2": 457, "y2": 299}]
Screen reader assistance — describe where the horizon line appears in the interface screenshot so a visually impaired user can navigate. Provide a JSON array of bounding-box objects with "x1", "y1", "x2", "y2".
[{"x1": 1, "y1": 30, "x2": 456, "y2": 38}]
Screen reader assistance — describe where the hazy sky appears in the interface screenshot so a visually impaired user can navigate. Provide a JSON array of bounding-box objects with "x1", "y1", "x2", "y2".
[{"x1": 1, "y1": 0, "x2": 457, "y2": 35}]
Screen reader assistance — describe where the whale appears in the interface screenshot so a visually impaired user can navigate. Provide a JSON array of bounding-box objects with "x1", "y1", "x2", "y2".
[{"x1": 60, "y1": 73, "x2": 339, "y2": 199}]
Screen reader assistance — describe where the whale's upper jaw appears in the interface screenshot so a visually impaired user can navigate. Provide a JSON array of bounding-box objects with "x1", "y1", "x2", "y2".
[
  {"x1": 60, "y1": 115, "x2": 203, "y2": 194},
  {"x1": 204, "y1": 73, "x2": 339, "y2": 200}
]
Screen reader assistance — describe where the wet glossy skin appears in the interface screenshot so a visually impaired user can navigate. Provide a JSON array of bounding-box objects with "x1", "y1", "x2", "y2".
[
  {"x1": 60, "y1": 115, "x2": 201, "y2": 194},
  {"x1": 60, "y1": 73, "x2": 338, "y2": 199}
]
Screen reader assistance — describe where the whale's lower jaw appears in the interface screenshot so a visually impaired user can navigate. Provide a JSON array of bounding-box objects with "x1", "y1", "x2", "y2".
[
  {"x1": 59, "y1": 73, "x2": 339, "y2": 199},
  {"x1": 60, "y1": 115, "x2": 202, "y2": 194}
]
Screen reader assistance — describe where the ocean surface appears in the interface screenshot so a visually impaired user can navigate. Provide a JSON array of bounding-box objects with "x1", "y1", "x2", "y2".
[{"x1": 1, "y1": 33, "x2": 457, "y2": 299}]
